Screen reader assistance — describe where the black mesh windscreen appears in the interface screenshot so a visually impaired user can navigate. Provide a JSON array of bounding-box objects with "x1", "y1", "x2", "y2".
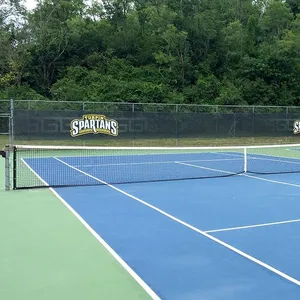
[{"x1": 13, "y1": 110, "x2": 299, "y2": 142}]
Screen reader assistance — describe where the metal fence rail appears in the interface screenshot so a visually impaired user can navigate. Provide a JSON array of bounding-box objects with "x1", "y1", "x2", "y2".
[
  {"x1": 2, "y1": 99, "x2": 300, "y2": 191},
  {"x1": 1, "y1": 99, "x2": 300, "y2": 113},
  {"x1": 1, "y1": 99, "x2": 300, "y2": 147}
]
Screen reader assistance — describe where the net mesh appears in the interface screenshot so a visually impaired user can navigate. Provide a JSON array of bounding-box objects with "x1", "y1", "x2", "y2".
[{"x1": 8, "y1": 144, "x2": 300, "y2": 189}]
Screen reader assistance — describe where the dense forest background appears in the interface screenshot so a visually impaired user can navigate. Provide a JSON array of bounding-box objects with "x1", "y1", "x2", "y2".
[{"x1": 1, "y1": 0, "x2": 300, "y2": 106}]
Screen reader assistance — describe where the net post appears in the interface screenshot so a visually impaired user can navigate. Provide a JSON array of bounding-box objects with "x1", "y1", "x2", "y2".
[
  {"x1": 4, "y1": 98, "x2": 14, "y2": 191},
  {"x1": 13, "y1": 146, "x2": 16, "y2": 190},
  {"x1": 4, "y1": 145, "x2": 10, "y2": 190},
  {"x1": 244, "y1": 147, "x2": 247, "y2": 173}
]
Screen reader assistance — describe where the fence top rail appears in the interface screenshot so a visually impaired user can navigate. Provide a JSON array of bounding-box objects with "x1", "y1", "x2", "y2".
[{"x1": 0, "y1": 99, "x2": 300, "y2": 109}]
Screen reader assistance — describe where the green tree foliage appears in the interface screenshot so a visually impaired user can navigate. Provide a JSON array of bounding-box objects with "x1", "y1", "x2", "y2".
[
  {"x1": 286, "y1": 0, "x2": 300, "y2": 16},
  {"x1": 1, "y1": 0, "x2": 300, "y2": 105},
  {"x1": 0, "y1": 0, "x2": 25, "y2": 88}
]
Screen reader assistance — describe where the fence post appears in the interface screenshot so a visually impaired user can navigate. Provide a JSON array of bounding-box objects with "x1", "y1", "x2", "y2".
[
  {"x1": 131, "y1": 103, "x2": 135, "y2": 146},
  {"x1": 251, "y1": 106, "x2": 255, "y2": 143},
  {"x1": 175, "y1": 105, "x2": 179, "y2": 146},
  {"x1": 9, "y1": 98, "x2": 14, "y2": 147},
  {"x1": 286, "y1": 107, "x2": 289, "y2": 143},
  {"x1": 4, "y1": 98, "x2": 14, "y2": 191}
]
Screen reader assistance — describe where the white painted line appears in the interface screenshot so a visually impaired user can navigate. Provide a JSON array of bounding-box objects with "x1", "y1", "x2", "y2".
[
  {"x1": 242, "y1": 173, "x2": 300, "y2": 188},
  {"x1": 216, "y1": 151, "x2": 300, "y2": 166},
  {"x1": 176, "y1": 160, "x2": 300, "y2": 189},
  {"x1": 205, "y1": 219, "x2": 300, "y2": 233},
  {"x1": 53, "y1": 157, "x2": 300, "y2": 286},
  {"x1": 175, "y1": 161, "x2": 237, "y2": 175},
  {"x1": 15, "y1": 143, "x2": 300, "y2": 150},
  {"x1": 21, "y1": 158, "x2": 160, "y2": 300},
  {"x1": 75, "y1": 158, "x2": 241, "y2": 168}
]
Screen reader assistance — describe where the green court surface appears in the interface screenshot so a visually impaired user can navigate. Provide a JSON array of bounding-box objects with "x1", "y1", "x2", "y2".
[{"x1": 0, "y1": 158, "x2": 150, "y2": 300}]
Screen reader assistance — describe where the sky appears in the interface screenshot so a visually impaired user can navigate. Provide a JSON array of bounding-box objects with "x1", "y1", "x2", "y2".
[
  {"x1": 24, "y1": 0, "x2": 37, "y2": 10},
  {"x1": 23, "y1": 0, "x2": 94, "y2": 11}
]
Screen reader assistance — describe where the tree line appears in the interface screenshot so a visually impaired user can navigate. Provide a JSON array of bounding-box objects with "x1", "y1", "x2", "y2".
[{"x1": 1, "y1": 0, "x2": 300, "y2": 106}]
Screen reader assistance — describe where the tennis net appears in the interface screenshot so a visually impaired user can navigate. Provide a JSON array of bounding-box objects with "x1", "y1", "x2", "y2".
[{"x1": 5, "y1": 143, "x2": 300, "y2": 190}]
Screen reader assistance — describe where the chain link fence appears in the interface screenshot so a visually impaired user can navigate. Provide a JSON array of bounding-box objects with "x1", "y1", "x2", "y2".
[
  {"x1": 0, "y1": 114, "x2": 9, "y2": 135},
  {"x1": 1, "y1": 99, "x2": 300, "y2": 146},
  {"x1": 0, "y1": 101, "x2": 10, "y2": 139},
  {"x1": 1, "y1": 99, "x2": 299, "y2": 113}
]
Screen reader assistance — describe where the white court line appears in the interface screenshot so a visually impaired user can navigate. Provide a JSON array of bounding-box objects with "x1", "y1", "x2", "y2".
[
  {"x1": 53, "y1": 156, "x2": 300, "y2": 286},
  {"x1": 176, "y1": 161, "x2": 300, "y2": 189},
  {"x1": 20, "y1": 158, "x2": 160, "y2": 300},
  {"x1": 215, "y1": 151, "x2": 300, "y2": 166},
  {"x1": 205, "y1": 219, "x2": 300, "y2": 233},
  {"x1": 175, "y1": 161, "x2": 238, "y2": 175},
  {"x1": 242, "y1": 173, "x2": 300, "y2": 188},
  {"x1": 74, "y1": 158, "x2": 241, "y2": 168}
]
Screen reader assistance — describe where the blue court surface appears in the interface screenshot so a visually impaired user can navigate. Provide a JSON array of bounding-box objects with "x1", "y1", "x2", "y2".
[{"x1": 23, "y1": 151, "x2": 300, "y2": 299}]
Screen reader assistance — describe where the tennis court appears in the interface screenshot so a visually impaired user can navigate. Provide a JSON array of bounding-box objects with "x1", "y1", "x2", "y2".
[{"x1": 3, "y1": 144, "x2": 300, "y2": 299}]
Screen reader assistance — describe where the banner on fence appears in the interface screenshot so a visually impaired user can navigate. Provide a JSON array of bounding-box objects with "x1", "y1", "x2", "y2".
[{"x1": 12, "y1": 110, "x2": 299, "y2": 141}]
